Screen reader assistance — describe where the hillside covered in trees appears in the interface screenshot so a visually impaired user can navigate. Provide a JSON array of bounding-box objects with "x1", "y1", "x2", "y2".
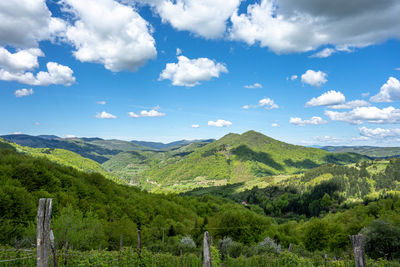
[{"x1": 1, "y1": 145, "x2": 400, "y2": 264}]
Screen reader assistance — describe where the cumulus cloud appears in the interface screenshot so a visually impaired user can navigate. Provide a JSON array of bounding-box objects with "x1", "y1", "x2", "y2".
[
  {"x1": 95, "y1": 111, "x2": 117, "y2": 119},
  {"x1": 359, "y1": 126, "x2": 400, "y2": 139},
  {"x1": 310, "y1": 48, "x2": 336, "y2": 58},
  {"x1": 96, "y1": 101, "x2": 106, "y2": 105},
  {"x1": 0, "y1": 0, "x2": 66, "y2": 48},
  {"x1": 191, "y1": 124, "x2": 200, "y2": 128},
  {"x1": 128, "y1": 109, "x2": 165, "y2": 118},
  {"x1": 0, "y1": 47, "x2": 43, "y2": 72},
  {"x1": 271, "y1": 123, "x2": 279, "y2": 127},
  {"x1": 14, "y1": 88, "x2": 34, "y2": 97},
  {"x1": 287, "y1": 75, "x2": 298, "y2": 81},
  {"x1": 176, "y1": 48, "x2": 182, "y2": 55},
  {"x1": 328, "y1": 99, "x2": 370, "y2": 109},
  {"x1": 208, "y1": 119, "x2": 232, "y2": 127},
  {"x1": 243, "y1": 97, "x2": 278, "y2": 110},
  {"x1": 301, "y1": 70, "x2": 328, "y2": 87},
  {"x1": 306, "y1": 90, "x2": 345, "y2": 107},
  {"x1": 289, "y1": 116, "x2": 327, "y2": 126},
  {"x1": 325, "y1": 106, "x2": 400, "y2": 124},
  {"x1": 13, "y1": 132, "x2": 22, "y2": 135},
  {"x1": 0, "y1": 61, "x2": 75, "y2": 86},
  {"x1": 138, "y1": 0, "x2": 240, "y2": 38},
  {"x1": 229, "y1": 0, "x2": 400, "y2": 54},
  {"x1": 159, "y1": 55, "x2": 227, "y2": 87},
  {"x1": 244, "y1": 83, "x2": 262, "y2": 88},
  {"x1": 370, "y1": 77, "x2": 400, "y2": 102},
  {"x1": 63, "y1": 0, "x2": 156, "y2": 72}
]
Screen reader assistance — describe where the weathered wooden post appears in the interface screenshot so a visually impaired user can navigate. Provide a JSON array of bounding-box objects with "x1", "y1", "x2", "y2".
[
  {"x1": 37, "y1": 198, "x2": 53, "y2": 267},
  {"x1": 350, "y1": 234, "x2": 366, "y2": 267},
  {"x1": 288, "y1": 243, "x2": 293, "y2": 252},
  {"x1": 50, "y1": 230, "x2": 57, "y2": 267},
  {"x1": 203, "y1": 231, "x2": 212, "y2": 267}
]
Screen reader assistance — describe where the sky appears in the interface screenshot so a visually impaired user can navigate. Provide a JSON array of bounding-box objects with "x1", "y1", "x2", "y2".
[{"x1": 1, "y1": 0, "x2": 400, "y2": 145}]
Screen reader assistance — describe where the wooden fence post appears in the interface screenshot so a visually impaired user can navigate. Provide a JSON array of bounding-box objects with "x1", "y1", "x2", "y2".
[
  {"x1": 203, "y1": 231, "x2": 211, "y2": 267},
  {"x1": 50, "y1": 230, "x2": 57, "y2": 267},
  {"x1": 350, "y1": 234, "x2": 366, "y2": 267},
  {"x1": 37, "y1": 198, "x2": 53, "y2": 267}
]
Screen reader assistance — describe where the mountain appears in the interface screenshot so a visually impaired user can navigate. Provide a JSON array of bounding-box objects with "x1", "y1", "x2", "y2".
[
  {"x1": 322, "y1": 146, "x2": 400, "y2": 158},
  {"x1": 0, "y1": 138, "x2": 124, "y2": 184},
  {"x1": 102, "y1": 140, "x2": 213, "y2": 184},
  {"x1": 131, "y1": 139, "x2": 214, "y2": 150},
  {"x1": 140, "y1": 130, "x2": 367, "y2": 192},
  {"x1": 0, "y1": 134, "x2": 149, "y2": 163}
]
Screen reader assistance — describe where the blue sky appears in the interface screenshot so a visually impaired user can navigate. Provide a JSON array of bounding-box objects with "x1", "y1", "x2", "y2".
[{"x1": 1, "y1": 0, "x2": 400, "y2": 145}]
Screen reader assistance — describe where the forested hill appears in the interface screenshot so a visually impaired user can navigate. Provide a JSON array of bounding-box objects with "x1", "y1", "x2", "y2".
[
  {"x1": 140, "y1": 130, "x2": 367, "y2": 191},
  {"x1": 322, "y1": 145, "x2": 400, "y2": 158}
]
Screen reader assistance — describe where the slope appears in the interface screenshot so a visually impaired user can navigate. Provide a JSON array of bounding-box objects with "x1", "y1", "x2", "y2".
[
  {"x1": 0, "y1": 138, "x2": 124, "y2": 184},
  {"x1": 322, "y1": 146, "x2": 400, "y2": 158},
  {"x1": 102, "y1": 140, "x2": 212, "y2": 184},
  {"x1": 141, "y1": 130, "x2": 367, "y2": 192},
  {"x1": 0, "y1": 134, "x2": 150, "y2": 163}
]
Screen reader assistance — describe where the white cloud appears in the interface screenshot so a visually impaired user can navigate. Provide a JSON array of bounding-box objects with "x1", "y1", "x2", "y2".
[
  {"x1": 361, "y1": 92, "x2": 370, "y2": 98},
  {"x1": 244, "y1": 83, "x2": 262, "y2": 88},
  {"x1": 259, "y1": 98, "x2": 278, "y2": 109},
  {"x1": 290, "y1": 116, "x2": 327, "y2": 126},
  {"x1": 95, "y1": 111, "x2": 117, "y2": 119},
  {"x1": 396, "y1": 68, "x2": 400, "y2": 71},
  {"x1": 325, "y1": 106, "x2": 400, "y2": 124},
  {"x1": 229, "y1": 0, "x2": 400, "y2": 54},
  {"x1": 34, "y1": 122, "x2": 40, "y2": 126},
  {"x1": 65, "y1": 134, "x2": 76, "y2": 138},
  {"x1": 0, "y1": 0, "x2": 66, "y2": 48},
  {"x1": 370, "y1": 77, "x2": 400, "y2": 102},
  {"x1": 301, "y1": 70, "x2": 327, "y2": 87},
  {"x1": 35, "y1": 62, "x2": 76, "y2": 86},
  {"x1": 359, "y1": 126, "x2": 400, "y2": 138},
  {"x1": 0, "y1": 62, "x2": 75, "y2": 86},
  {"x1": 138, "y1": 0, "x2": 240, "y2": 38},
  {"x1": 0, "y1": 47, "x2": 43, "y2": 72},
  {"x1": 310, "y1": 48, "x2": 336, "y2": 58},
  {"x1": 271, "y1": 123, "x2": 279, "y2": 127},
  {"x1": 159, "y1": 55, "x2": 227, "y2": 87},
  {"x1": 128, "y1": 109, "x2": 165, "y2": 118},
  {"x1": 313, "y1": 135, "x2": 341, "y2": 144},
  {"x1": 13, "y1": 132, "x2": 22, "y2": 135},
  {"x1": 63, "y1": 0, "x2": 156, "y2": 72},
  {"x1": 243, "y1": 97, "x2": 278, "y2": 110},
  {"x1": 290, "y1": 75, "x2": 298, "y2": 81},
  {"x1": 306, "y1": 90, "x2": 345, "y2": 107},
  {"x1": 14, "y1": 88, "x2": 34, "y2": 97},
  {"x1": 328, "y1": 99, "x2": 370, "y2": 109},
  {"x1": 191, "y1": 124, "x2": 200, "y2": 128},
  {"x1": 208, "y1": 119, "x2": 232, "y2": 127},
  {"x1": 176, "y1": 48, "x2": 182, "y2": 55},
  {"x1": 96, "y1": 101, "x2": 106, "y2": 105}
]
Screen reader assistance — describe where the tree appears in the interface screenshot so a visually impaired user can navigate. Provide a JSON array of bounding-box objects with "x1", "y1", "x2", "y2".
[{"x1": 361, "y1": 220, "x2": 400, "y2": 260}]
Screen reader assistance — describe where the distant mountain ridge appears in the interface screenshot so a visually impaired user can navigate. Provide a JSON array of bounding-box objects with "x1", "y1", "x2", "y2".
[
  {"x1": 322, "y1": 146, "x2": 400, "y2": 158},
  {"x1": 131, "y1": 139, "x2": 214, "y2": 150}
]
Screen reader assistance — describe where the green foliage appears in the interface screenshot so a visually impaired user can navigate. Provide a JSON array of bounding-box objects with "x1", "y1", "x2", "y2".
[
  {"x1": 141, "y1": 131, "x2": 367, "y2": 192},
  {"x1": 362, "y1": 219, "x2": 400, "y2": 260}
]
